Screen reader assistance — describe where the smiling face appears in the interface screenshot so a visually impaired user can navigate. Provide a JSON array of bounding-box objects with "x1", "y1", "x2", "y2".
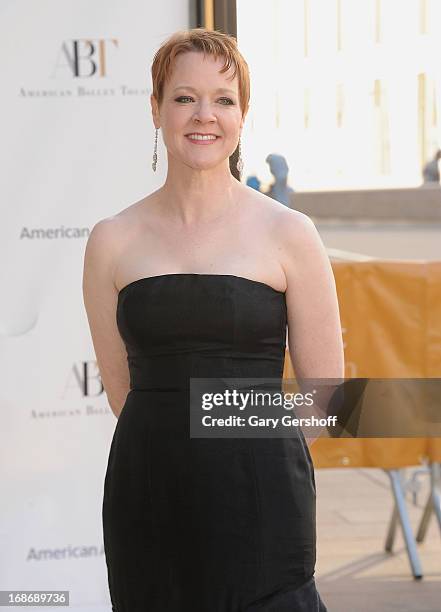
[{"x1": 151, "y1": 51, "x2": 244, "y2": 172}]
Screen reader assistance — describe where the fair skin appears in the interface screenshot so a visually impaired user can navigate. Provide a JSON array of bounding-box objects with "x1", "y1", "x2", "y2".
[{"x1": 82, "y1": 51, "x2": 344, "y2": 445}]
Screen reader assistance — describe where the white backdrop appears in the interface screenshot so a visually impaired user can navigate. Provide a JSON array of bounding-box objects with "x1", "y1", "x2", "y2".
[{"x1": 0, "y1": 1, "x2": 192, "y2": 609}]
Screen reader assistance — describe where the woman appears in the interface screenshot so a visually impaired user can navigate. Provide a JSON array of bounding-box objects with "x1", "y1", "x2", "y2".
[{"x1": 83, "y1": 27, "x2": 344, "y2": 612}]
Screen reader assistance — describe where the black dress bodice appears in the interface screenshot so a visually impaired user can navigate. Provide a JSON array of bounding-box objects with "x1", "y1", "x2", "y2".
[{"x1": 116, "y1": 273, "x2": 288, "y2": 391}]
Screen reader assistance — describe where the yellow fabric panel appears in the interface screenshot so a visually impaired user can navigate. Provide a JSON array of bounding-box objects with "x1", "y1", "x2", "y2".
[{"x1": 283, "y1": 261, "x2": 441, "y2": 468}]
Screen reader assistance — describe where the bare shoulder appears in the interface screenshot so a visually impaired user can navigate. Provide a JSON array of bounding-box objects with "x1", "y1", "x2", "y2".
[
  {"x1": 84, "y1": 214, "x2": 124, "y2": 286},
  {"x1": 253, "y1": 197, "x2": 333, "y2": 292},
  {"x1": 244, "y1": 186, "x2": 311, "y2": 231},
  {"x1": 272, "y1": 206, "x2": 327, "y2": 276},
  {"x1": 90, "y1": 192, "x2": 155, "y2": 239},
  {"x1": 87, "y1": 213, "x2": 122, "y2": 248},
  {"x1": 272, "y1": 203, "x2": 317, "y2": 242},
  {"x1": 244, "y1": 187, "x2": 321, "y2": 262},
  {"x1": 84, "y1": 192, "x2": 158, "y2": 283}
]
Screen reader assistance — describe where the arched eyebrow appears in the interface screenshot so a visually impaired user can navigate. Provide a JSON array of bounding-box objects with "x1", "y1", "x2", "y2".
[{"x1": 173, "y1": 86, "x2": 237, "y2": 95}]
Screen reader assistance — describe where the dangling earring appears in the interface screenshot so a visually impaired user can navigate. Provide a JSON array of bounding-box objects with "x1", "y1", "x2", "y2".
[
  {"x1": 236, "y1": 137, "x2": 244, "y2": 178},
  {"x1": 152, "y1": 127, "x2": 158, "y2": 172}
]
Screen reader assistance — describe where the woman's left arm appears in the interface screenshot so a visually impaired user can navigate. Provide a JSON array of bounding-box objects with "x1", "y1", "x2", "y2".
[{"x1": 278, "y1": 210, "x2": 345, "y2": 443}]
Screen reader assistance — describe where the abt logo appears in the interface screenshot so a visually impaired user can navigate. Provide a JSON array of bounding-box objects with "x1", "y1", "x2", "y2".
[
  {"x1": 62, "y1": 361, "x2": 104, "y2": 398},
  {"x1": 53, "y1": 38, "x2": 119, "y2": 78}
]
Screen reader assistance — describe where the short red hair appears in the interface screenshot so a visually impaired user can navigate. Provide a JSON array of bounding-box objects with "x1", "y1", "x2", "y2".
[{"x1": 151, "y1": 27, "x2": 250, "y2": 118}]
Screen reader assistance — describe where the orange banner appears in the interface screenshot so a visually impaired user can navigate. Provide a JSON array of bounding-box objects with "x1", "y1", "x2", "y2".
[{"x1": 283, "y1": 261, "x2": 441, "y2": 468}]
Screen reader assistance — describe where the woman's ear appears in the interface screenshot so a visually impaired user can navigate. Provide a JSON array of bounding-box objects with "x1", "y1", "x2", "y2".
[{"x1": 150, "y1": 94, "x2": 160, "y2": 129}]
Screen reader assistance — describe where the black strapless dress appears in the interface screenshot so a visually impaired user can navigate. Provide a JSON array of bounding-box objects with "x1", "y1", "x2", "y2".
[{"x1": 102, "y1": 273, "x2": 327, "y2": 612}]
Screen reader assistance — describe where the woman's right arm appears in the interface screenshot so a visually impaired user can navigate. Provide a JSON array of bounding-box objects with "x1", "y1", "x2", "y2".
[{"x1": 82, "y1": 218, "x2": 130, "y2": 419}]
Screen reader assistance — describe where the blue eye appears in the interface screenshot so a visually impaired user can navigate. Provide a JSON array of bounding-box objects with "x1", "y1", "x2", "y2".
[{"x1": 175, "y1": 96, "x2": 234, "y2": 105}]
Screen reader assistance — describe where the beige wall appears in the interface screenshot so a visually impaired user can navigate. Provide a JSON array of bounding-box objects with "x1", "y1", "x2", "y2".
[
  {"x1": 316, "y1": 221, "x2": 441, "y2": 261},
  {"x1": 290, "y1": 186, "x2": 441, "y2": 261},
  {"x1": 291, "y1": 186, "x2": 441, "y2": 222}
]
